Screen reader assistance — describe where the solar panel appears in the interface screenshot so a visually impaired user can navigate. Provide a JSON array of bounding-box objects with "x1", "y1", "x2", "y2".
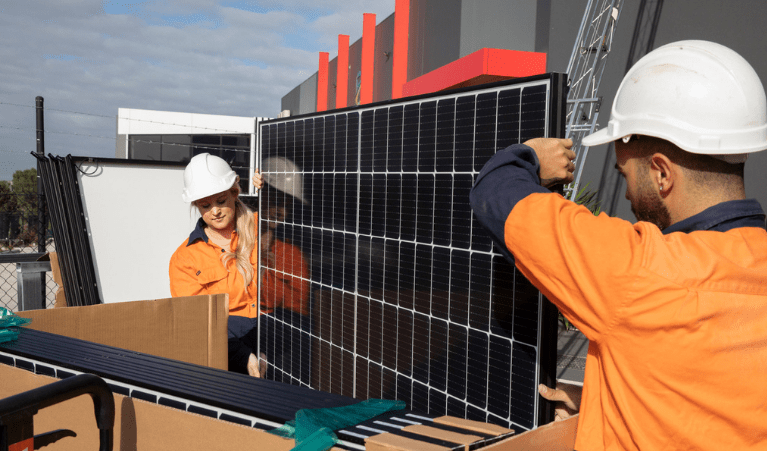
[{"x1": 257, "y1": 74, "x2": 566, "y2": 431}]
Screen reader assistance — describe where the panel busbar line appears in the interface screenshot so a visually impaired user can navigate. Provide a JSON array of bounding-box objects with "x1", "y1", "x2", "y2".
[{"x1": 257, "y1": 73, "x2": 566, "y2": 432}]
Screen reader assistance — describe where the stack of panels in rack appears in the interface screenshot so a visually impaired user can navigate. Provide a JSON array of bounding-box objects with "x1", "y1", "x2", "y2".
[
  {"x1": 0, "y1": 328, "x2": 360, "y2": 447},
  {"x1": 35, "y1": 155, "x2": 101, "y2": 306},
  {"x1": 257, "y1": 74, "x2": 567, "y2": 432}
]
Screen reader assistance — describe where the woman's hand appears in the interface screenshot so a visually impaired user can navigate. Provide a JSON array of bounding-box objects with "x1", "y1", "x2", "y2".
[
  {"x1": 247, "y1": 352, "x2": 268, "y2": 378},
  {"x1": 253, "y1": 169, "x2": 264, "y2": 190},
  {"x1": 247, "y1": 353, "x2": 262, "y2": 378}
]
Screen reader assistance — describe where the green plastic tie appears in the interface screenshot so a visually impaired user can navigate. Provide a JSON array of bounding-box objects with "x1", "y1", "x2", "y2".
[
  {"x1": 0, "y1": 307, "x2": 31, "y2": 344},
  {"x1": 270, "y1": 420, "x2": 296, "y2": 438}
]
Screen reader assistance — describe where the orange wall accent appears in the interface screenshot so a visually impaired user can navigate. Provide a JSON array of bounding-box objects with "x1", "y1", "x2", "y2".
[
  {"x1": 392, "y1": 0, "x2": 410, "y2": 99},
  {"x1": 317, "y1": 51, "x2": 329, "y2": 112},
  {"x1": 360, "y1": 13, "x2": 376, "y2": 105},
  {"x1": 336, "y1": 35, "x2": 350, "y2": 108},
  {"x1": 402, "y1": 48, "x2": 547, "y2": 97}
]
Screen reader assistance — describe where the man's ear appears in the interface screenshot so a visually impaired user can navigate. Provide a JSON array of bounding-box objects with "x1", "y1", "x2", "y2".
[{"x1": 649, "y1": 153, "x2": 674, "y2": 195}]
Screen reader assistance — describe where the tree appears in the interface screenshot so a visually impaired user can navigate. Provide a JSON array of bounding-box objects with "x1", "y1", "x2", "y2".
[
  {"x1": 0, "y1": 181, "x2": 18, "y2": 213},
  {"x1": 11, "y1": 168, "x2": 37, "y2": 216}
]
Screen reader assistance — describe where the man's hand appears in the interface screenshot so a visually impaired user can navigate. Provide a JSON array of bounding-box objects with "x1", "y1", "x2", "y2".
[
  {"x1": 539, "y1": 382, "x2": 582, "y2": 421},
  {"x1": 253, "y1": 169, "x2": 264, "y2": 190},
  {"x1": 524, "y1": 138, "x2": 576, "y2": 188}
]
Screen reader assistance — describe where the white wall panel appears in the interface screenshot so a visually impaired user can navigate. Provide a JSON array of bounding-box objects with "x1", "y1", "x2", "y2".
[{"x1": 77, "y1": 161, "x2": 195, "y2": 303}]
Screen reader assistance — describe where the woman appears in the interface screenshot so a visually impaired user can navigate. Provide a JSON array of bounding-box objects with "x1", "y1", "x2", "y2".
[{"x1": 169, "y1": 153, "x2": 266, "y2": 377}]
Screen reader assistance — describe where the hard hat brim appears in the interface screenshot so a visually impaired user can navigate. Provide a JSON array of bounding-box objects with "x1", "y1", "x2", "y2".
[
  {"x1": 182, "y1": 173, "x2": 238, "y2": 203},
  {"x1": 581, "y1": 127, "x2": 616, "y2": 147},
  {"x1": 262, "y1": 180, "x2": 309, "y2": 205}
]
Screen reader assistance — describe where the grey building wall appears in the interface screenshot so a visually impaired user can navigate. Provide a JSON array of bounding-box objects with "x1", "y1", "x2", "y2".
[
  {"x1": 373, "y1": 14, "x2": 395, "y2": 103},
  {"x1": 298, "y1": 74, "x2": 318, "y2": 116},
  {"x1": 281, "y1": 73, "x2": 319, "y2": 116},
  {"x1": 115, "y1": 134, "x2": 128, "y2": 158},
  {"x1": 348, "y1": 39, "x2": 363, "y2": 108},
  {"x1": 328, "y1": 57, "x2": 338, "y2": 111},
  {"x1": 546, "y1": 0, "x2": 767, "y2": 222},
  {"x1": 459, "y1": 0, "x2": 540, "y2": 57},
  {"x1": 281, "y1": 84, "x2": 302, "y2": 116},
  {"x1": 408, "y1": 0, "x2": 462, "y2": 81},
  {"x1": 283, "y1": 0, "x2": 548, "y2": 114},
  {"x1": 279, "y1": 0, "x2": 767, "y2": 218}
]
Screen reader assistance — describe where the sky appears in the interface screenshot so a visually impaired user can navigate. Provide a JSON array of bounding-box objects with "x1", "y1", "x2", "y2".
[{"x1": 0, "y1": 0, "x2": 396, "y2": 180}]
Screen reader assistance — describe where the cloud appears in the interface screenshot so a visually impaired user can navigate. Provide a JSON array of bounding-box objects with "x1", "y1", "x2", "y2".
[{"x1": 0, "y1": 0, "x2": 396, "y2": 179}]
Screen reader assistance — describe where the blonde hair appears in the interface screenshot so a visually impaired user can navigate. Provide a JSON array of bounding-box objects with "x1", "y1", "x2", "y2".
[
  {"x1": 194, "y1": 181, "x2": 257, "y2": 293},
  {"x1": 221, "y1": 184, "x2": 257, "y2": 291}
]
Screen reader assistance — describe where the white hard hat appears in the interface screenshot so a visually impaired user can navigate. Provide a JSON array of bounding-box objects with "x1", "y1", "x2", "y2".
[
  {"x1": 583, "y1": 40, "x2": 767, "y2": 163},
  {"x1": 181, "y1": 153, "x2": 238, "y2": 203},
  {"x1": 261, "y1": 156, "x2": 308, "y2": 205}
]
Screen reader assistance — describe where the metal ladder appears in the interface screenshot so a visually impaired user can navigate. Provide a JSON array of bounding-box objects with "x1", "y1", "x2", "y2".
[{"x1": 564, "y1": 0, "x2": 624, "y2": 200}]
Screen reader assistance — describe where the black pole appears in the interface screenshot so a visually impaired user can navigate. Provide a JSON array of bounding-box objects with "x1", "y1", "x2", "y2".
[
  {"x1": 36, "y1": 97, "x2": 45, "y2": 254},
  {"x1": 36, "y1": 96, "x2": 48, "y2": 306}
]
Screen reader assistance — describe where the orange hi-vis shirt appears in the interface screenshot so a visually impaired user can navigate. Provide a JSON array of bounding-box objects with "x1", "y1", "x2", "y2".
[
  {"x1": 260, "y1": 238, "x2": 310, "y2": 316},
  {"x1": 169, "y1": 213, "x2": 309, "y2": 318},
  {"x1": 506, "y1": 193, "x2": 767, "y2": 450},
  {"x1": 470, "y1": 144, "x2": 767, "y2": 450}
]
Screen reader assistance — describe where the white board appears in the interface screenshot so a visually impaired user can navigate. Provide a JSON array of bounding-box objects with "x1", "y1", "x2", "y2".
[{"x1": 76, "y1": 160, "x2": 197, "y2": 303}]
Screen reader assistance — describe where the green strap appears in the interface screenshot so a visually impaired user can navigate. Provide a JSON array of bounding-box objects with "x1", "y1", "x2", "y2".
[{"x1": 269, "y1": 398, "x2": 406, "y2": 451}]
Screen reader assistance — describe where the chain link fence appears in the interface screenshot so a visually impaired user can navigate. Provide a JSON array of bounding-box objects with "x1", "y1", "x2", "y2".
[{"x1": 0, "y1": 192, "x2": 57, "y2": 312}]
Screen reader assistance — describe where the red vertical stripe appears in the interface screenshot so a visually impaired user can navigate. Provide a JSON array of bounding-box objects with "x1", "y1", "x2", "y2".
[
  {"x1": 392, "y1": 0, "x2": 410, "y2": 99},
  {"x1": 317, "y1": 51, "x2": 329, "y2": 112},
  {"x1": 360, "y1": 13, "x2": 376, "y2": 105},
  {"x1": 336, "y1": 34, "x2": 350, "y2": 108}
]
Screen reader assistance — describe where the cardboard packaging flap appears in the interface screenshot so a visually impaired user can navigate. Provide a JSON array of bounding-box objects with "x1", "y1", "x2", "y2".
[{"x1": 17, "y1": 294, "x2": 228, "y2": 370}]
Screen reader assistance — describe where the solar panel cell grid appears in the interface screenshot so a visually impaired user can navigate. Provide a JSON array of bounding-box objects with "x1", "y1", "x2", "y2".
[{"x1": 258, "y1": 75, "x2": 565, "y2": 431}]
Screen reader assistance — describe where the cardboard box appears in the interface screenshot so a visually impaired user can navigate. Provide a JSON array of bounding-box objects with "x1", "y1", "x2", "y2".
[
  {"x1": 483, "y1": 415, "x2": 578, "y2": 451},
  {"x1": 17, "y1": 294, "x2": 229, "y2": 371},
  {"x1": 0, "y1": 365, "x2": 295, "y2": 451},
  {"x1": 34, "y1": 252, "x2": 66, "y2": 308},
  {"x1": 365, "y1": 416, "x2": 515, "y2": 451},
  {"x1": 363, "y1": 414, "x2": 576, "y2": 451}
]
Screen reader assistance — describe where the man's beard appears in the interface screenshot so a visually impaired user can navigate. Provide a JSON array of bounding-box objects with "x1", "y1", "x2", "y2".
[{"x1": 630, "y1": 170, "x2": 671, "y2": 230}]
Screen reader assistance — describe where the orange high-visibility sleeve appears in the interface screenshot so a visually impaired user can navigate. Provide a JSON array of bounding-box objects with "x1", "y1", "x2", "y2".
[
  {"x1": 169, "y1": 238, "x2": 208, "y2": 298},
  {"x1": 505, "y1": 193, "x2": 646, "y2": 342},
  {"x1": 260, "y1": 239, "x2": 310, "y2": 316}
]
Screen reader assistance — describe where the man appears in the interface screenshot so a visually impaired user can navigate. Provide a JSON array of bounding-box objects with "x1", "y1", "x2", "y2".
[
  {"x1": 257, "y1": 156, "x2": 311, "y2": 380},
  {"x1": 470, "y1": 40, "x2": 767, "y2": 449},
  {"x1": 259, "y1": 157, "x2": 310, "y2": 317}
]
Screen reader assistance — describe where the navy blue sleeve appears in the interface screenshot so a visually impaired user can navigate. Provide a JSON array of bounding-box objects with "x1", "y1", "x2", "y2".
[{"x1": 469, "y1": 144, "x2": 551, "y2": 262}]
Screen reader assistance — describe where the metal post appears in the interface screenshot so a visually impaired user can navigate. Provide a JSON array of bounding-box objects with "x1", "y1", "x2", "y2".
[
  {"x1": 36, "y1": 96, "x2": 48, "y2": 307},
  {"x1": 16, "y1": 261, "x2": 51, "y2": 311}
]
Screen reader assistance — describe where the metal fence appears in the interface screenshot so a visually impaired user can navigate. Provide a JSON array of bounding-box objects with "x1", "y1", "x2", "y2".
[{"x1": 0, "y1": 193, "x2": 57, "y2": 312}]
